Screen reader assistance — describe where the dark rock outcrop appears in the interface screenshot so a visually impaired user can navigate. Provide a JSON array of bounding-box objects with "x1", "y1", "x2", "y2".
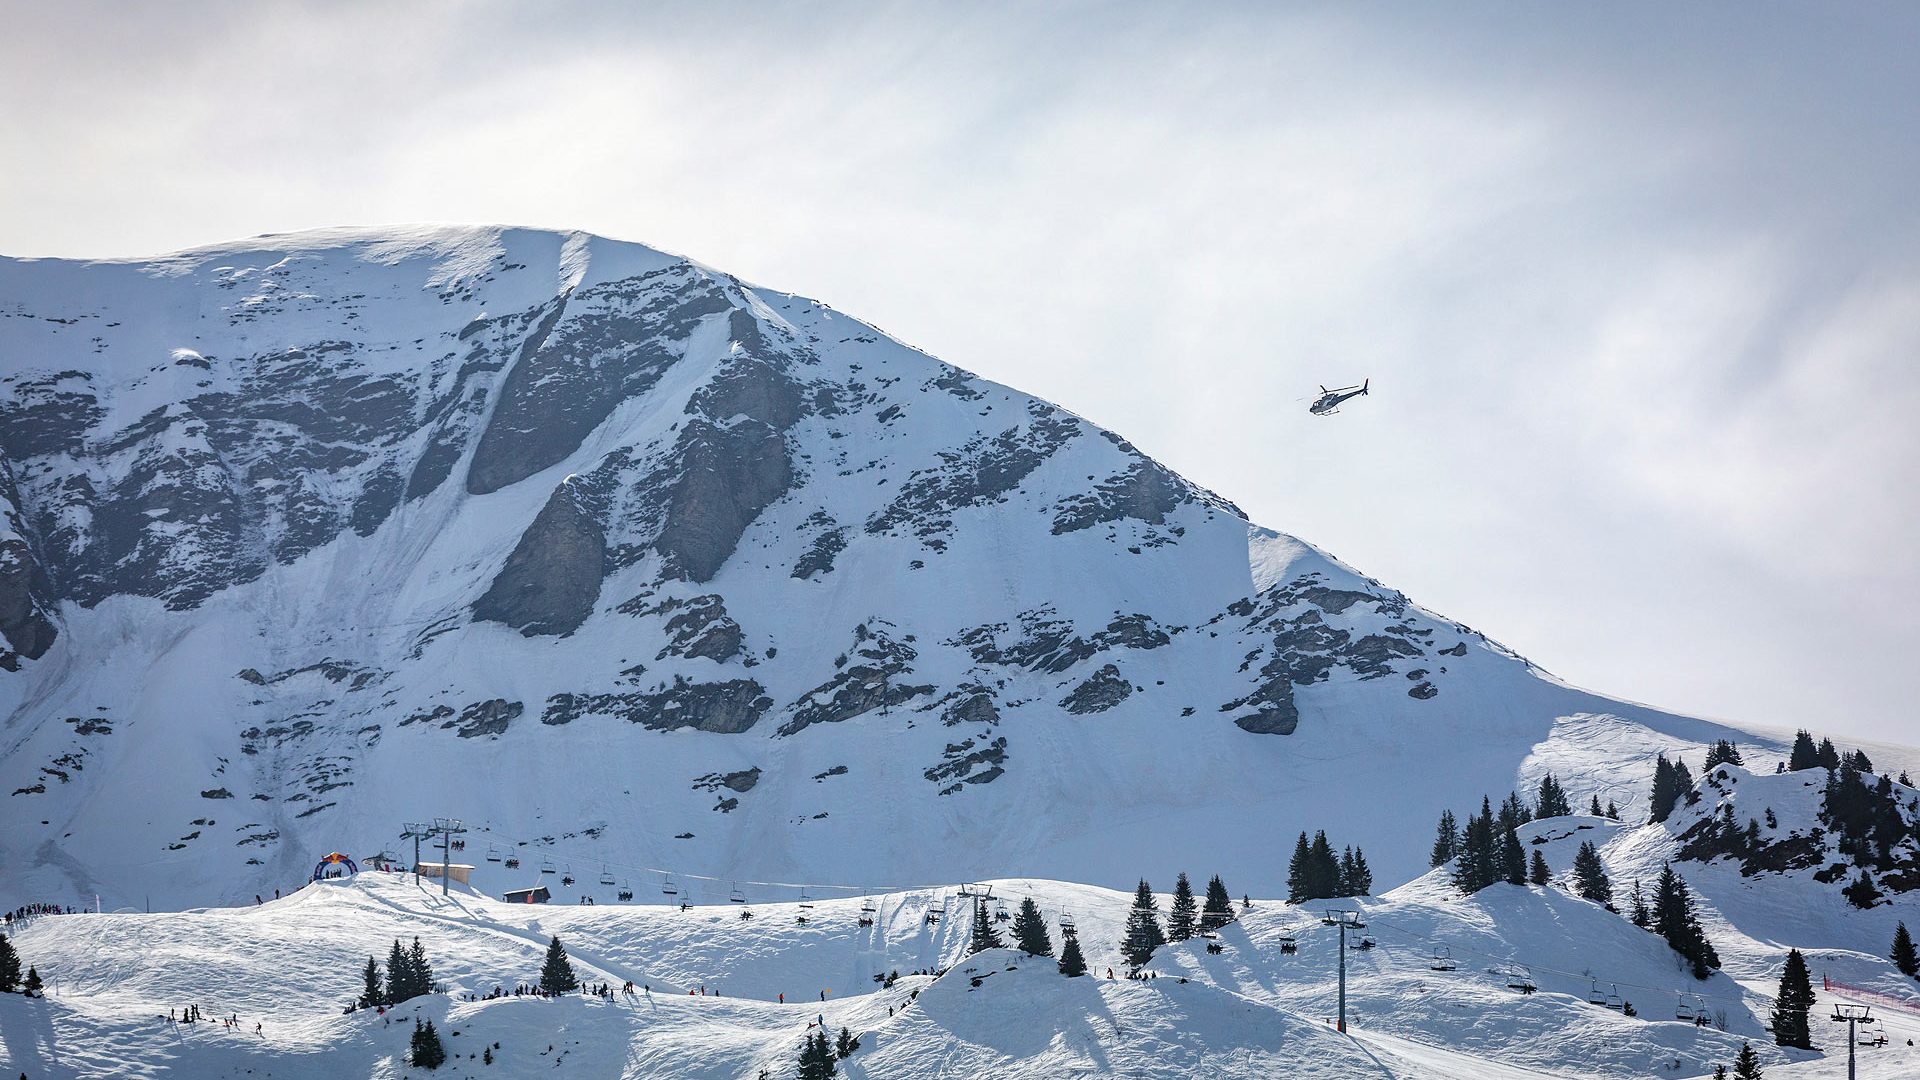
[
  {"x1": 654, "y1": 419, "x2": 792, "y2": 583},
  {"x1": 541, "y1": 678, "x2": 771, "y2": 733},
  {"x1": 1061, "y1": 664, "x2": 1133, "y2": 715},
  {"x1": 472, "y1": 485, "x2": 607, "y2": 636}
]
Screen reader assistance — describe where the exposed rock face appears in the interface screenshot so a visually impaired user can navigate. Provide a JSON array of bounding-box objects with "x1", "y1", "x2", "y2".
[
  {"x1": 654, "y1": 419, "x2": 793, "y2": 582},
  {"x1": 1061, "y1": 664, "x2": 1133, "y2": 714},
  {"x1": 866, "y1": 404, "x2": 1081, "y2": 547},
  {"x1": 472, "y1": 486, "x2": 607, "y2": 636},
  {"x1": 693, "y1": 766, "x2": 762, "y2": 794},
  {"x1": 941, "y1": 690, "x2": 1000, "y2": 727},
  {"x1": 451, "y1": 699, "x2": 523, "y2": 739},
  {"x1": 653, "y1": 594, "x2": 744, "y2": 663},
  {"x1": 0, "y1": 523, "x2": 57, "y2": 670},
  {"x1": 541, "y1": 678, "x2": 772, "y2": 733},
  {"x1": 925, "y1": 735, "x2": 1008, "y2": 794}
]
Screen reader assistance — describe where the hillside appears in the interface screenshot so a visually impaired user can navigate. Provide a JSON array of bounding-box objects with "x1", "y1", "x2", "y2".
[{"x1": 2, "y1": 225, "x2": 1915, "y2": 917}]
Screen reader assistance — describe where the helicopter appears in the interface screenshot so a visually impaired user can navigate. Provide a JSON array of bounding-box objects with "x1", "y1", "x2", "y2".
[{"x1": 1309, "y1": 379, "x2": 1369, "y2": 416}]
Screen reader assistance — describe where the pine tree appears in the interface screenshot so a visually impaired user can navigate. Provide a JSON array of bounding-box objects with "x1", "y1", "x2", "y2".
[
  {"x1": 1011, "y1": 897, "x2": 1053, "y2": 957},
  {"x1": 1816, "y1": 738, "x2": 1840, "y2": 771},
  {"x1": 797, "y1": 1028, "x2": 838, "y2": 1079},
  {"x1": 835, "y1": 1026, "x2": 859, "y2": 1059},
  {"x1": 1430, "y1": 810, "x2": 1460, "y2": 868},
  {"x1": 1499, "y1": 791, "x2": 1532, "y2": 830},
  {"x1": 969, "y1": 896, "x2": 1004, "y2": 954},
  {"x1": 1057, "y1": 933, "x2": 1088, "y2": 977},
  {"x1": 1629, "y1": 880, "x2": 1651, "y2": 928},
  {"x1": 1605, "y1": 800, "x2": 1620, "y2": 821},
  {"x1": 1167, "y1": 874, "x2": 1197, "y2": 942},
  {"x1": 1843, "y1": 871, "x2": 1882, "y2": 909},
  {"x1": 540, "y1": 936, "x2": 579, "y2": 994},
  {"x1": 1788, "y1": 730, "x2": 1820, "y2": 771},
  {"x1": 1653, "y1": 865, "x2": 1719, "y2": 979},
  {"x1": 1346, "y1": 848, "x2": 1373, "y2": 896},
  {"x1": 1339, "y1": 847, "x2": 1359, "y2": 896},
  {"x1": 408, "y1": 937, "x2": 433, "y2": 997},
  {"x1": 1650, "y1": 755, "x2": 1680, "y2": 822},
  {"x1": 1893, "y1": 922, "x2": 1919, "y2": 977},
  {"x1": 1704, "y1": 740, "x2": 1744, "y2": 770},
  {"x1": 385, "y1": 939, "x2": 410, "y2": 1004},
  {"x1": 21, "y1": 966, "x2": 41, "y2": 998},
  {"x1": 1589, "y1": 795, "x2": 1605, "y2": 817},
  {"x1": 410, "y1": 1018, "x2": 447, "y2": 1069},
  {"x1": 1121, "y1": 880, "x2": 1166, "y2": 968},
  {"x1": 1500, "y1": 826, "x2": 1526, "y2": 886},
  {"x1": 1771, "y1": 948, "x2": 1814, "y2": 1048},
  {"x1": 1536, "y1": 774, "x2": 1572, "y2": 819},
  {"x1": 1286, "y1": 832, "x2": 1312, "y2": 903},
  {"x1": 0, "y1": 935, "x2": 18, "y2": 994},
  {"x1": 1201, "y1": 875, "x2": 1235, "y2": 930},
  {"x1": 1571, "y1": 841, "x2": 1613, "y2": 906},
  {"x1": 1732, "y1": 1042, "x2": 1763, "y2": 1080},
  {"x1": 1528, "y1": 849, "x2": 1551, "y2": 886},
  {"x1": 359, "y1": 955, "x2": 384, "y2": 1008},
  {"x1": 1454, "y1": 797, "x2": 1499, "y2": 894},
  {"x1": 1307, "y1": 832, "x2": 1338, "y2": 900}
]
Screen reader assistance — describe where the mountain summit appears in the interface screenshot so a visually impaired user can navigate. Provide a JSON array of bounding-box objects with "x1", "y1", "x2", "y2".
[{"x1": 1, "y1": 225, "x2": 1757, "y2": 908}]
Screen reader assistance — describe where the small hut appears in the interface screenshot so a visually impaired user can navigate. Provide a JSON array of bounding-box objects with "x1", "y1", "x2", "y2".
[{"x1": 503, "y1": 885, "x2": 551, "y2": 904}]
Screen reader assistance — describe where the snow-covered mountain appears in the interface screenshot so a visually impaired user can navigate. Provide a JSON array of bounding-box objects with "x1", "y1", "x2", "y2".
[{"x1": 0, "y1": 225, "x2": 1909, "y2": 913}]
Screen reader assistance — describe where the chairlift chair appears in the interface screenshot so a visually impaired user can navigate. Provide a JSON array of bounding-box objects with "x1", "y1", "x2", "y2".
[
  {"x1": 858, "y1": 898, "x2": 876, "y2": 927},
  {"x1": 599, "y1": 865, "x2": 616, "y2": 886},
  {"x1": 1058, "y1": 910, "x2": 1078, "y2": 938},
  {"x1": 729, "y1": 883, "x2": 747, "y2": 904},
  {"x1": 560, "y1": 866, "x2": 575, "y2": 887},
  {"x1": 1351, "y1": 934, "x2": 1376, "y2": 950},
  {"x1": 486, "y1": 844, "x2": 503, "y2": 864},
  {"x1": 1605, "y1": 985, "x2": 1624, "y2": 1012},
  {"x1": 1429, "y1": 946, "x2": 1456, "y2": 971},
  {"x1": 661, "y1": 874, "x2": 679, "y2": 898},
  {"x1": 504, "y1": 856, "x2": 521, "y2": 870},
  {"x1": 617, "y1": 886, "x2": 634, "y2": 902},
  {"x1": 1588, "y1": 980, "x2": 1610, "y2": 1007},
  {"x1": 1504, "y1": 964, "x2": 1537, "y2": 994},
  {"x1": 540, "y1": 859, "x2": 556, "y2": 875},
  {"x1": 995, "y1": 898, "x2": 1011, "y2": 922}
]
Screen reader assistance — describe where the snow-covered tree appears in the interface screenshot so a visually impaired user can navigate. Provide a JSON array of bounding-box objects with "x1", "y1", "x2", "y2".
[{"x1": 1166, "y1": 874, "x2": 1197, "y2": 942}]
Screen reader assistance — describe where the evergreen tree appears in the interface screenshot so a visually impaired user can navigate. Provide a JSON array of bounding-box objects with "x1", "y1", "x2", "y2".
[
  {"x1": 20, "y1": 966, "x2": 40, "y2": 998},
  {"x1": 1121, "y1": 880, "x2": 1166, "y2": 968},
  {"x1": 1430, "y1": 810, "x2": 1460, "y2": 868},
  {"x1": 1650, "y1": 755, "x2": 1682, "y2": 822},
  {"x1": 1286, "y1": 833, "x2": 1312, "y2": 903},
  {"x1": 1892, "y1": 921, "x2": 1919, "y2": 977},
  {"x1": 1307, "y1": 832, "x2": 1338, "y2": 900},
  {"x1": 1201, "y1": 875, "x2": 1235, "y2": 930},
  {"x1": 1571, "y1": 841, "x2": 1613, "y2": 906},
  {"x1": 1499, "y1": 792, "x2": 1532, "y2": 830},
  {"x1": 1339, "y1": 848, "x2": 1359, "y2": 896},
  {"x1": 410, "y1": 1018, "x2": 447, "y2": 1069},
  {"x1": 1011, "y1": 897, "x2": 1053, "y2": 957},
  {"x1": 1704, "y1": 740, "x2": 1744, "y2": 770},
  {"x1": 1346, "y1": 849, "x2": 1373, "y2": 896},
  {"x1": 1843, "y1": 871, "x2": 1882, "y2": 909},
  {"x1": 1528, "y1": 849, "x2": 1551, "y2": 886},
  {"x1": 1771, "y1": 949, "x2": 1814, "y2": 1048},
  {"x1": 969, "y1": 896, "x2": 1004, "y2": 954},
  {"x1": 0, "y1": 935, "x2": 18, "y2": 994},
  {"x1": 408, "y1": 937, "x2": 433, "y2": 997},
  {"x1": 385, "y1": 939, "x2": 410, "y2": 1004},
  {"x1": 797, "y1": 1028, "x2": 838, "y2": 1079},
  {"x1": 1629, "y1": 880, "x2": 1651, "y2": 928},
  {"x1": 1605, "y1": 800, "x2": 1620, "y2": 821},
  {"x1": 359, "y1": 955, "x2": 384, "y2": 1008},
  {"x1": 1714, "y1": 1066, "x2": 1728, "y2": 1080},
  {"x1": 1844, "y1": 748, "x2": 1874, "y2": 773},
  {"x1": 1731, "y1": 1042, "x2": 1763, "y2": 1080},
  {"x1": 1167, "y1": 874, "x2": 1197, "y2": 942},
  {"x1": 539, "y1": 936, "x2": 579, "y2": 994},
  {"x1": 835, "y1": 1026, "x2": 860, "y2": 1059},
  {"x1": 1589, "y1": 795, "x2": 1605, "y2": 817},
  {"x1": 1536, "y1": 774, "x2": 1572, "y2": 819},
  {"x1": 1816, "y1": 737, "x2": 1840, "y2": 771},
  {"x1": 1653, "y1": 865, "x2": 1719, "y2": 979},
  {"x1": 1454, "y1": 797, "x2": 1499, "y2": 894},
  {"x1": 1788, "y1": 730, "x2": 1820, "y2": 771},
  {"x1": 1901, "y1": 771, "x2": 1913, "y2": 788},
  {"x1": 1057, "y1": 933, "x2": 1088, "y2": 977},
  {"x1": 1500, "y1": 826, "x2": 1527, "y2": 886}
]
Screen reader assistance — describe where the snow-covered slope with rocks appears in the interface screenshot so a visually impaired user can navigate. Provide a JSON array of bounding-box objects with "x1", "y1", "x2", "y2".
[{"x1": 1, "y1": 225, "x2": 1913, "y2": 914}]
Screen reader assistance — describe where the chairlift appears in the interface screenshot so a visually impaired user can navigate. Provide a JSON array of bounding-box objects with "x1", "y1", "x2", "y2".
[
  {"x1": 798, "y1": 889, "x2": 815, "y2": 909},
  {"x1": 728, "y1": 883, "x2": 747, "y2": 904},
  {"x1": 1275, "y1": 928, "x2": 1298, "y2": 955},
  {"x1": 858, "y1": 898, "x2": 876, "y2": 927},
  {"x1": 599, "y1": 865, "x2": 616, "y2": 886},
  {"x1": 560, "y1": 866, "x2": 575, "y2": 888},
  {"x1": 1058, "y1": 910, "x2": 1078, "y2": 938},
  {"x1": 1605, "y1": 985, "x2": 1624, "y2": 1012},
  {"x1": 1677, "y1": 993, "x2": 1708, "y2": 1025},
  {"x1": 504, "y1": 856, "x2": 521, "y2": 870},
  {"x1": 925, "y1": 894, "x2": 946, "y2": 925},
  {"x1": 486, "y1": 844, "x2": 503, "y2": 864},
  {"x1": 617, "y1": 886, "x2": 634, "y2": 902},
  {"x1": 1588, "y1": 980, "x2": 1610, "y2": 1007},
  {"x1": 661, "y1": 874, "x2": 679, "y2": 898},
  {"x1": 1503, "y1": 964, "x2": 1537, "y2": 994},
  {"x1": 1350, "y1": 934, "x2": 1376, "y2": 950},
  {"x1": 539, "y1": 859, "x2": 556, "y2": 875},
  {"x1": 994, "y1": 898, "x2": 1011, "y2": 922},
  {"x1": 1429, "y1": 946, "x2": 1456, "y2": 972}
]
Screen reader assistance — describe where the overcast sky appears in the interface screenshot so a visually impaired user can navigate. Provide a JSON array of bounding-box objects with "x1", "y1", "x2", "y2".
[{"x1": 4, "y1": 2, "x2": 1916, "y2": 744}]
